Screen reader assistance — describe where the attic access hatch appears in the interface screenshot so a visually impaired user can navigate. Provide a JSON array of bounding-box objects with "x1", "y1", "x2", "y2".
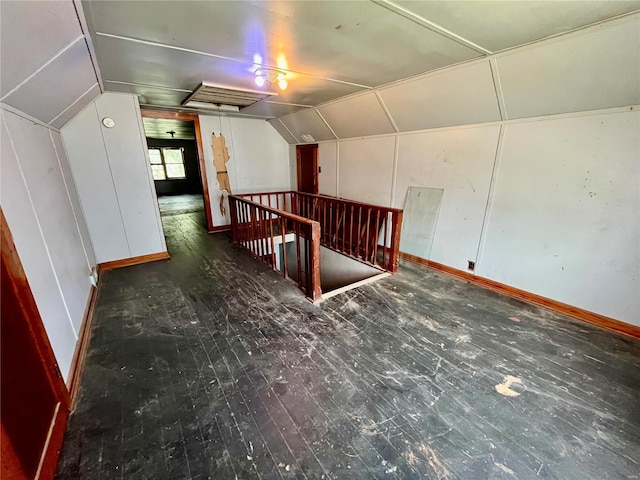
[{"x1": 182, "y1": 82, "x2": 277, "y2": 112}]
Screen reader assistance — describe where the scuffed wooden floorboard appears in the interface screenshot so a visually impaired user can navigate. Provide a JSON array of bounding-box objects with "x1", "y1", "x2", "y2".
[{"x1": 56, "y1": 211, "x2": 640, "y2": 480}]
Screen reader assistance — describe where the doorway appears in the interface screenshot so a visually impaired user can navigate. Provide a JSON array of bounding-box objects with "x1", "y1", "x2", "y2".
[
  {"x1": 1, "y1": 210, "x2": 70, "y2": 480},
  {"x1": 141, "y1": 110, "x2": 213, "y2": 232},
  {"x1": 296, "y1": 144, "x2": 318, "y2": 194}
]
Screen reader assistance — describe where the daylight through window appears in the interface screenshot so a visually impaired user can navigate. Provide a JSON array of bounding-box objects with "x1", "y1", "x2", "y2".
[{"x1": 149, "y1": 148, "x2": 186, "y2": 180}]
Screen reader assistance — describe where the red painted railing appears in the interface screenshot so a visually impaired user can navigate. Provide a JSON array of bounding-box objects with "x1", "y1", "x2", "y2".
[
  {"x1": 232, "y1": 191, "x2": 403, "y2": 274},
  {"x1": 228, "y1": 195, "x2": 322, "y2": 301}
]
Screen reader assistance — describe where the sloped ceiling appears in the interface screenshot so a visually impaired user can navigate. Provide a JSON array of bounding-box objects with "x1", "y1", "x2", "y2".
[
  {"x1": 0, "y1": 0, "x2": 101, "y2": 128},
  {"x1": 80, "y1": 0, "x2": 640, "y2": 123}
]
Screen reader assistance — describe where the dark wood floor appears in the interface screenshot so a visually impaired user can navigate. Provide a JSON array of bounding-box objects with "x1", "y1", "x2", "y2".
[{"x1": 55, "y1": 210, "x2": 640, "y2": 480}]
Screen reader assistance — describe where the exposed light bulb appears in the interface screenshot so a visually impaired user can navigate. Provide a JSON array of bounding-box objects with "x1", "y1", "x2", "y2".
[
  {"x1": 254, "y1": 75, "x2": 265, "y2": 87},
  {"x1": 278, "y1": 78, "x2": 288, "y2": 90}
]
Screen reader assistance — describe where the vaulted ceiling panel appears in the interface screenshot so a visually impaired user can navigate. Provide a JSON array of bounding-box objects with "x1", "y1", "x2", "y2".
[
  {"x1": 396, "y1": 0, "x2": 640, "y2": 53},
  {"x1": 2, "y1": 40, "x2": 99, "y2": 124},
  {"x1": 0, "y1": 0, "x2": 83, "y2": 97},
  {"x1": 83, "y1": 1, "x2": 480, "y2": 88},
  {"x1": 379, "y1": 60, "x2": 501, "y2": 132},
  {"x1": 318, "y1": 92, "x2": 395, "y2": 139},
  {"x1": 279, "y1": 109, "x2": 335, "y2": 142},
  {"x1": 267, "y1": 119, "x2": 298, "y2": 144},
  {"x1": 240, "y1": 102, "x2": 310, "y2": 118},
  {"x1": 50, "y1": 84, "x2": 102, "y2": 129},
  {"x1": 497, "y1": 15, "x2": 640, "y2": 120}
]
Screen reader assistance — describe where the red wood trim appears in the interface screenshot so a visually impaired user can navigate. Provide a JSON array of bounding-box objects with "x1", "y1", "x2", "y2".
[
  {"x1": 1, "y1": 208, "x2": 71, "y2": 478},
  {"x1": 97, "y1": 251, "x2": 170, "y2": 273},
  {"x1": 308, "y1": 222, "x2": 322, "y2": 302},
  {"x1": 400, "y1": 252, "x2": 640, "y2": 341},
  {"x1": 208, "y1": 225, "x2": 231, "y2": 233},
  {"x1": 67, "y1": 284, "x2": 99, "y2": 409},
  {"x1": 229, "y1": 195, "x2": 318, "y2": 226},
  {"x1": 141, "y1": 109, "x2": 214, "y2": 232},
  {"x1": 34, "y1": 402, "x2": 68, "y2": 480},
  {"x1": 0, "y1": 210, "x2": 70, "y2": 404}
]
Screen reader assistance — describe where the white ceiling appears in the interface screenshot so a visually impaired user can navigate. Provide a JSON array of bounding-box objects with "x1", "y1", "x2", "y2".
[
  {"x1": 0, "y1": 0, "x2": 101, "y2": 127},
  {"x1": 82, "y1": 0, "x2": 640, "y2": 119}
]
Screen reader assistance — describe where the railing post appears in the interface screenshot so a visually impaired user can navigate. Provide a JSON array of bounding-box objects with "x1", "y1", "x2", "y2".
[
  {"x1": 306, "y1": 222, "x2": 322, "y2": 301},
  {"x1": 387, "y1": 211, "x2": 403, "y2": 273},
  {"x1": 229, "y1": 197, "x2": 238, "y2": 242}
]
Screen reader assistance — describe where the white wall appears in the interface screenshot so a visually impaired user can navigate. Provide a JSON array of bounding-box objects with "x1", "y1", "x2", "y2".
[
  {"x1": 1, "y1": 107, "x2": 96, "y2": 379},
  {"x1": 279, "y1": 15, "x2": 640, "y2": 326},
  {"x1": 62, "y1": 92, "x2": 166, "y2": 263},
  {"x1": 479, "y1": 111, "x2": 639, "y2": 324},
  {"x1": 198, "y1": 115, "x2": 290, "y2": 227}
]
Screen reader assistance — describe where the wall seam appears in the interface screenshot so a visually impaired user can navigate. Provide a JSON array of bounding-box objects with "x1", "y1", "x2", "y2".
[
  {"x1": 132, "y1": 96, "x2": 166, "y2": 252},
  {"x1": 374, "y1": 91, "x2": 399, "y2": 133},
  {"x1": 390, "y1": 134, "x2": 400, "y2": 207},
  {"x1": 49, "y1": 129, "x2": 94, "y2": 272},
  {"x1": 315, "y1": 109, "x2": 339, "y2": 140},
  {"x1": 2, "y1": 114, "x2": 78, "y2": 338},
  {"x1": 474, "y1": 124, "x2": 506, "y2": 272},
  {"x1": 92, "y1": 101, "x2": 132, "y2": 257},
  {"x1": 489, "y1": 58, "x2": 508, "y2": 120}
]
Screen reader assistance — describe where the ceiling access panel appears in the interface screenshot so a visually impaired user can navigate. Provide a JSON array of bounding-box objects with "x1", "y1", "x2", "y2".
[
  {"x1": 279, "y1": 109, "x2": 336, "y2": 143},
  {"x1": 318, "y1": 92, "x2": 395, "y2": 139},
  {"x1": 93, "y1": 34, "x2": 365, "y2": 108},
  {"x1": 496, "y1": 15, "x2": 640, "y2": 120},
  {"x1": 0, "y1": 0, "x2": 83, "y2": 97},
  {"x1": 396, "y1": 0, "x2": 640, "y2": 53},
  {"x1": 379, "y1": 60, "x2": 501, "y2": 132},
  {"x1": 2, "y1": 40, "x2": 99, "y2": 125},
  {"x1": 267, "y1": 119, "x2": 298, "y2": 144}
]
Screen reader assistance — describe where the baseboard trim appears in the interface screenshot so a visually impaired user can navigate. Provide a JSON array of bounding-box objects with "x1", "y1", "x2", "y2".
[
  {"x1": 97, "y1": 251, "x2": 170, "y2": 273},
  {"x1": 67, "y1": 284, "x2": 99, "y2": 408},
  {"x1": 209, "y1": 225, "x2": 231, "y2": 233},
  {"x1": 400, "y1": 252, "x2": 640, "y2": 341}
]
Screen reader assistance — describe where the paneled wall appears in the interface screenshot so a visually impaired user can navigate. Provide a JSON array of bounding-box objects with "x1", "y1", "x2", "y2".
[
  {"x1": 1, "y1": 107, "x2": 96, "y2": 378},
  {"x1": 62, "y1": 92, "x2": 166, "y2": 263},
  {"x1": 198, "y1": 115, "x2": 291, "y2": 227},
  {"x1": 293, "y1": 14, "x2": 640, "y2": 326}
]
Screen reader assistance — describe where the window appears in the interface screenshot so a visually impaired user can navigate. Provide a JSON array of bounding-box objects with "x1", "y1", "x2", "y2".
[{"x1": 148, "y1": 147, "x2": 186, "y2": 180}]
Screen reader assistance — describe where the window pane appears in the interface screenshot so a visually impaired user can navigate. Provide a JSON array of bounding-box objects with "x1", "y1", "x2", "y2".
[
  {"x1": 151, "y1": 165, "x2": 166, "y2": 180},
  {"x1": 148, "y1": 149, "x2": 162, "y2": 164},
  {"x1": 163, "y1": 148, "x2": 183, "y2": 164},
  {"x1": 166, "y1": 164, "x2": 186, "y2": 179}
]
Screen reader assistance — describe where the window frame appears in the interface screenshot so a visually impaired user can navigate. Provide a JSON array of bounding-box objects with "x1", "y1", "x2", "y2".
[{"x1": 148, "y1": 147, "x2": 187, "y2": 180}]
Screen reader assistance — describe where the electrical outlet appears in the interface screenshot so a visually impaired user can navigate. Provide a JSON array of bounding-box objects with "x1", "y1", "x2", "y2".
[{"x1": 467, "y1": 260, "x2": 475, "y2": 271}]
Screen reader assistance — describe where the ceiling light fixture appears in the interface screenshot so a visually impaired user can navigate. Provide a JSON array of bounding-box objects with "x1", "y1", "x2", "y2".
[{"x1": 254, "y1": 68, "x2": 288, "y2": 91}]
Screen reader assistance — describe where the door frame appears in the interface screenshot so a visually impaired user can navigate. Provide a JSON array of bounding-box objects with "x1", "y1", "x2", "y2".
[
  {"x1": 140, "y1": 109, "x2": 214, "y2": 232},
  {"x1": 1, "y1": 209, "x2": 70, "y2": 479},
  {"x1": 296, "y1": 144, "x2": 319, "y2": 194}
]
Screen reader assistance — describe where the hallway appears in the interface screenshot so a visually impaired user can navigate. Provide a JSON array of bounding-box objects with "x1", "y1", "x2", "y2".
[
  {"x1": 157, "y1": 194, "x2": 205, "y2": 217},
  {"x1": 55, "y1": 212, "x2": 640, "y2": 480}
]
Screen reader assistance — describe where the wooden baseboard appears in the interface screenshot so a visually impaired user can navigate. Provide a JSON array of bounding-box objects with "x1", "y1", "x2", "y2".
[
  {"x1": 209, "y1": 225, "x2": 231, "y2": 233},
  {"x1": 67, "y1": 284, "x2": 99, "y2": 408},
  {"x1": 97, "y1": 251, "x2": 170, "y2": 273},
  {"x1": 400, "y1": 252, "x2": 640, "y2": 341}
]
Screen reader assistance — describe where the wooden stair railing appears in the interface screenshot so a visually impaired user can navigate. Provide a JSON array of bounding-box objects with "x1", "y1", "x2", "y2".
[
  {"x1": 233, "y1": 191, "x2": 403, "y2": 274},
  {"x1": 228, "y1": 195, "x2": 322, "y2": 302}
]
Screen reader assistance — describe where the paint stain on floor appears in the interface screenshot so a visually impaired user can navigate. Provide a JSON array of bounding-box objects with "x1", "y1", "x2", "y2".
[{"x1": 495, "y1": 375, "x2": 524, "y2": 397}]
